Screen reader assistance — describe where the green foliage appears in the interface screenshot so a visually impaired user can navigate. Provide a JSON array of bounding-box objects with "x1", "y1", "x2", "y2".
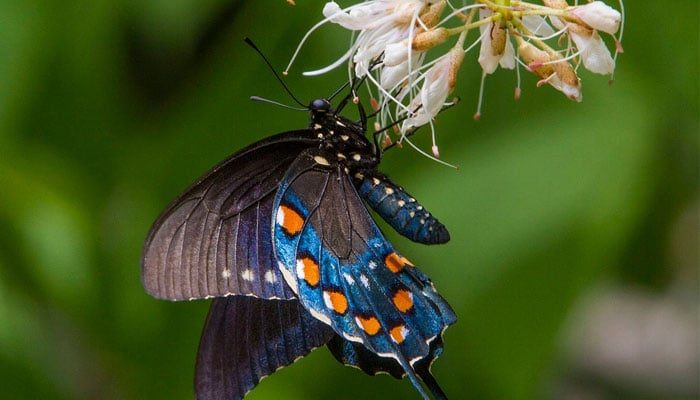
[{"x1": 0, "y1": 1, "x2": 697, "y2": 399}]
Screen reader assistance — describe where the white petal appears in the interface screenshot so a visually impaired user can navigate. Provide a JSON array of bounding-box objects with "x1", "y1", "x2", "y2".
[
  {"x1": 570, "y1": 31, "x2": 615, "y2": 75},
  {"x1": 499, "y1": 39, "x2": 516, "y2": 70},
  {"x1": 384, "y1": 41, "x2": 411, "y2": 67},
  {"x1": 478, "y1": 31, "x2": 501, "y2": 74},
  {"x1": 381, "y1": 63, "x2": 408, "y2": 90},
  {"x1": 403, "y1": 57, "x2": 451, "y2": 128},
  {"x1": 549, "y1": 16, "x2": 566, "y2": 30},
  {"x1": 522, "y1": 15, "x2": 555, "y2": 37},
  {"x1": 570, "y1": 1, "x2": 621, "y2": 34},
  {"x1": 323, "y1": 2, "x2": 373, "y2": 30},
  {"x1": 549, "y1": 75, "x2": 582, "y2": 102}
]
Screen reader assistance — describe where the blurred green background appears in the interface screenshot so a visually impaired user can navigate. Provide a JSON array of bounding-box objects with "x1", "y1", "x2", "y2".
[{"x1": 0, "y1": 1, "x2": 697, "y2": 399}]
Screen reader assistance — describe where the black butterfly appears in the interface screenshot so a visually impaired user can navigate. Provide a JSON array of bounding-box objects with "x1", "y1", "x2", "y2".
[{"x1": 141, "y1": 77, "x2": 456, "y2": 399}]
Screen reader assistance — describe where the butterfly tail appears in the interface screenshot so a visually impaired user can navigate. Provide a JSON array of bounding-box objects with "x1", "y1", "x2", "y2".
[
  {"x1": 400, "y1": 359, "x2": 432, "y2": 400},
  {"x1": 416, "y1": 369, "x2": 448, "y2": 400}
]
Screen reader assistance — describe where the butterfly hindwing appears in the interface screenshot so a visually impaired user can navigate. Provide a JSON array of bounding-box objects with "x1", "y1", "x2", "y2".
[
  {"x1": 272, "y1": 149, "x2": 455, "y2": 399},
  {"x1": 142, "y1": 131, "x2": 317, "y2": 301},
  {"x1": 195, "y1": 296, "x2": 334, "y2": 400},
  {"x1": 353, "y1": 171, "x2": 450, "y2": 245},
  {"x1": 327, "y1": 334, "x2": 449, "y2": 399}
]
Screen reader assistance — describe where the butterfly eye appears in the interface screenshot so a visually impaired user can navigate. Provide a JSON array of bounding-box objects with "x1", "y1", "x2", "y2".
[{"x1": 310, "y1": 98, "x2": 331, "y2": 112}]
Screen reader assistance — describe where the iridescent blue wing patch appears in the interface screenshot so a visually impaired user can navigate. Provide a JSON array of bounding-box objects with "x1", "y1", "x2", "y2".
[
  {"x1": 272, "y1": 149, "x2": 456, "y2": 399},
  {"x1": 195, "y1": 297, "x2": 334, "y2": 400},
  {"x1": 353, "y1": 171, "x2": 450, "y2": 244},
  {"x1": 142, "y1": 131, "x2": 316, "y2": 301}
]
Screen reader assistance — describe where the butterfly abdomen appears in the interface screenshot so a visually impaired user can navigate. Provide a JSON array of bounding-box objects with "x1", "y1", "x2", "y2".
[{"x1": 352, "y1": 171, "x2": 450, "y2": 245}]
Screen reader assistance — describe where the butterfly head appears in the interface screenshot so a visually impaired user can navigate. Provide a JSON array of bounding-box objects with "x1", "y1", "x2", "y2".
[{"x1": 309, "y1": 98, "x2": 332, "y2": 114}]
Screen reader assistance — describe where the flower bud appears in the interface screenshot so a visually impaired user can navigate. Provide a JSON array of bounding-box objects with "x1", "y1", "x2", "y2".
[
  {"x1": 420, "y1": 0, "x2": 446, "y2": 28},
  {"x1": 413, "y1": 28, "x2": 450, "y2": 51}
]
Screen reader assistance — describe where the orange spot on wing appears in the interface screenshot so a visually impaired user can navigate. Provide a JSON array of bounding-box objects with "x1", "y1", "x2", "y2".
[
  {"x1": 325, "y1": 290, "x2": 348, "y2": 314},
  {"x1": 393, "y1": 289, "x2": 414, "y2": 313},
  {"x1": 356, "y1": 316, "x2": 381, "y2": 336},
  {"x1": 279, "y1": 205, "x2": 304, "y2": 235},
  {"x1": 301, "y1": 257, "x2": 320, "y2": 286},
  {"x1": 385, "y1": 252, "x2": 407, "y2": 273},
  {"x1": 390, "y1": 325, "x2": 407, "y2": 344}
]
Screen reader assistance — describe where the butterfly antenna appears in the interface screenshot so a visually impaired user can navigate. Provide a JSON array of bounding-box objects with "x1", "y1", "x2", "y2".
[
  {"x1": 328, "y1": 81, "x2": 351, "y2": 102},
  {"x1": 250, "y1": 96, "x2": 307, "y2": 111},
  {"x1": 244, "y1": 37, "x2": 306, "y2": 108}
]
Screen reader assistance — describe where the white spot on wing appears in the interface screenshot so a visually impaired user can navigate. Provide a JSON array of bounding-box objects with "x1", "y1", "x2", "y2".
[
  {"x1": 241, "y1": 269, "x2": 254, "y2": 281},
  {"x1": 222, "y1": 269, "x2": 231, "y2": 279},
  {"x1": 352, "y1": 153, "x2": 361, "y2": 161},
  {"x1": 309, "y1": 308, "x2": 331, "y2": 325},
  {"x1": 276, "y1": 206, "x2": 285, "y2": 226},
  {"x1": 342, "y1": 332, "x2": 363, "y2": 343},
  {"x1": 391, "y1": 326, "x2": 409, "y2": 344},
  {"x1": 295, "y1": 259, "x2": 306, "y2": 280},
  {"x1": 264, "y1": 270, "x2": 276, "y2": 283},
  {"x1": 397, "y1": 200, "x2": 405, "y2": 207},
  {"x1": 313, "y1": 156, "x2": 330, "y2": 166},
  {"x1": 343, "y1": 273, "x2": 355, "y2": 285},
  {"x1": 385, "y1": 187, "x2": 394, "y2": 195},
  {"x1": 360, "y1": 274, "x2": 370, "y2": 288},
  {"x1": 368, "y1": 261, "x2": 377, "y2": 269},
  {"x1": 323, "y1": 291, "x2": 333, "y2": 309},
  {"x1": 278, "y1": 261, "x2": 298, "y2": 294},
  {"x1": 354, "y1": 316, "x2": 364, "y2": 330}
]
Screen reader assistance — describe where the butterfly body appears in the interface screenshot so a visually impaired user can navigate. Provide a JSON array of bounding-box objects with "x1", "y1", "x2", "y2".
[{"x1": 142, "y1": 98, "x2": 455, "y2": 400}]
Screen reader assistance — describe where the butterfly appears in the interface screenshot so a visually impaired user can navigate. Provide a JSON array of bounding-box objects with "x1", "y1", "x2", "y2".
[{"x1": 141, "y1": 94, "x2": 456, "y2": 399}]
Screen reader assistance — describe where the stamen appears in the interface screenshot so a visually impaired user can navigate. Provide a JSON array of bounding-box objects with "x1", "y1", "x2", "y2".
[{"x1": 474, "y1": 72, "x2": 486, "y2": 120}]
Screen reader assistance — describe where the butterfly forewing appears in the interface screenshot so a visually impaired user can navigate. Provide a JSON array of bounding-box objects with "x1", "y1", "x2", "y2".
[{"x1": 141, "y1": 131, "x2": 317, "y2": 301}]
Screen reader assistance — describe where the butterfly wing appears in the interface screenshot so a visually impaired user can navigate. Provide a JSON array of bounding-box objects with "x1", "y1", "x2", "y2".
[
  {"x1": 272, "y1": 149, "x2": 456, "y2": 399},
  {"x1": 353, "y1": 171, "x2": 450, "y2": 244},
  {"x1": 195, "y1": 296, "x2": 334, "y2": 400},
  {"x1": 327, "y1": 335, "x2": 448, "y2": 399},
  {"x1": 142, "y1": 130, "x2": 317, "y2": 301}
]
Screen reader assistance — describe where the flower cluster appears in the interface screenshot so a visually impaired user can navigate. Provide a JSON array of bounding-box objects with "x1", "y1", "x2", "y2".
[{"x1": 286, "y1": 0, "x2": 624, "y2": 160}]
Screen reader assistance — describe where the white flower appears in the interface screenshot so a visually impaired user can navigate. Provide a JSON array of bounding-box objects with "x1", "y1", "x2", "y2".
[
  {"x1": 322, "y1": 1, "x2": 429, "y2": 76},
  {"x1": 478, "y1": 9, "x2": 515, "y2": 74},
  {"x1": 569, "y1": 27, "x2": 615, "y2": 75},
  {"x1": 381, "y1": 54, "x2": 423, "y2": 90},
  {"x1": 384, "y1": 40, "x2": 412, "y2": 67},
  {"x1": 569, "y1": 1, "x2": 622, "y2": 34},
  {"x1": 517, "y1": 39, "x2": 581, "y2": 102},
  {"x1": 403, "y1": 45, "x2": 464, "y2": 130}
]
